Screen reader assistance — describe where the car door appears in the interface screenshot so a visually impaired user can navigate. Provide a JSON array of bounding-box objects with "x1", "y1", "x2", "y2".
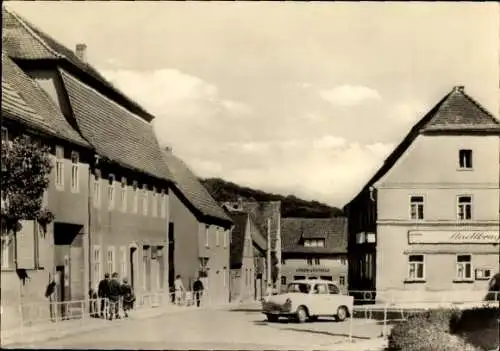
[
  {"x1": 311, "y1": 283, "x2": 329, "y2": 315},
  {"x1": 327, "y1": 283, "x2": 341, "y2": 312}
]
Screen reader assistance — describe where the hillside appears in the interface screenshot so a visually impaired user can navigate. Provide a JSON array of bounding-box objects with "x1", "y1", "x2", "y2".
[{"x1": 200, "y1": 177, "x2": 344, "y2": 218}]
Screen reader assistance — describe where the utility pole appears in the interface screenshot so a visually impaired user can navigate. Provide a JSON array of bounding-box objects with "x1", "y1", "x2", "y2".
[{"x1": 266, "y1": 218, "x2": 271, "y2": 296}]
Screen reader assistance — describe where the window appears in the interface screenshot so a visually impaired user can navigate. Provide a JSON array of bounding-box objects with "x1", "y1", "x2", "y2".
[
  {"x1": 120, "y1": 177, "x2": 127, "y2": 213},
  {"x1": 142, "y1": 184, "x2": 148, "y2": 215},
  {"x1": 132, "y1": 181, "x2": 139, "y2": 214},
  {"x1": 313, "y1": 283, "x2": 328, "y2": 294},
  {"x1": 306, "y1": 257, "x2": 313, "y2": 265},
  {"x1": 340, "y1": 257, "x2": 347, "y2": 265},
  {"x1": 281, "y1": 276, "x2": 287, "y2": 286},
  {"x1": 459, "y1": 149, "x2": 473, "y2": 169},
  {"x1": 304, "y1": 239, "x2": 326, "y2": 247},
  {"x1": 410, "y1": 196, "x2": 424, "y2": 220},
  {"x1": 314, "y1": 258, "x2": 320, "y2": 265},
  {"x1": 328, "y1": 284, "x2": 340, "y2": 295},
  {"x1": 223, "y1": 230, "x2": 228, "y2": 248},
  {"x1": 339, "y1": 276, "x2": 345, "y2": 286},
  {"x1": 281, "y1": 258, "x2": 286, "y2": 265},
  {"x1": 215, "y1": 228, "x2": 220, "y2": 246},
  {"x1": 93, "y1": 171, "x2": 101, "y2": 208},
  {"x1": 320, "y1": 276, "x2": 333, "y2": 281},
  {"x1": 1, "y1": 235, "x2": 15, "y2": 270},
  {"x1": 108, "y1": 175, "x2": 115, "y2": 211},
  {"x1": 160, "y1": 190, "x2": 167, "y2": 218},
  {"x1": 91, "y1": 246, "x2": 101, "y2": 289},
  {"x1": 152, "y1": 187, "x2": 157, "y2": 218},
  {"x1": 457, "y1": 196, "x2": 472, "y2": 220},
  {"x1": 55, "y1": 146, "x2": 64, "y2": 189},
  {"x1": 456, "y1": 255, "x2": 472, "y2": 280},
  {"x1": 407, "y1": 255, "x2": 425, "y2": 281},
  {"x1": 205, "y1": 226, "x2": 209, "y2": 247},
  {"x1": 106, "y1": 246, "x2": 115, "y2": 275},
  {"x1": 223, "y1": 266, "x2": 227, "y2": 287},
  {"x1": 1, "y1": 127, "x2": 8, "y2": 146},
  {"x1": 70, "y1": 151, "x2": 79, "y2": 192},
  {"x1": 120, "y1": 246, "x2": 127, "y2": 278},
  {"x1": 293, "y1": 276, "x2": 306, "y2": 280},
  {"x1": 356, "y1": 232, "x2": 366, "y2": 244}
]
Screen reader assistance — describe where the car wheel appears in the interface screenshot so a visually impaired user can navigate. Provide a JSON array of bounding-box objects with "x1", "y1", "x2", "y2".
[
  {"x1": 266, "y1": 314, "x2": 278, "y2": 323},
  {"x1": 336, "y1": 306, "x2": 348, "y2": 322},
  {"x1": 296, "y1": 306, "x2": 308, "y2": 323}
]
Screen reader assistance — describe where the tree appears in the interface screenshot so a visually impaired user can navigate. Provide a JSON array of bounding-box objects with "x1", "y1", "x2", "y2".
[{"x1": 1, "y1": 134, "x2": 54, "y2": 273}]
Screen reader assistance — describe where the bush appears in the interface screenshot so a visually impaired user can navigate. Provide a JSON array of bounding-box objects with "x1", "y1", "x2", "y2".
[
  {"x1": 451, "y1": 306, "x2": 500, "y2": 351},
  {"x1": 388, "y1": 308, "x2": 478, "y2": 351}
]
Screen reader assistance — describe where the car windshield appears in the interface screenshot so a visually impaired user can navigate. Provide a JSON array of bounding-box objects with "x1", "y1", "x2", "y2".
[{"x1": 287, "y1": 283, "x2": 311, "y2": 294}]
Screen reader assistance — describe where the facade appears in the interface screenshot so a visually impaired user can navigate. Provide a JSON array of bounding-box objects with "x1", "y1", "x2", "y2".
[
  {"x1": 344, "y1": 86, "x2": 500, "y2": 303},
  {"x1": 162, "y1": 149, "x2": 233, "y2": 306},
  {"x1": 1, "y1": 7, "x2": 173, "y2": 325},
  {"x1": 223, "y1": 200, "x2": 282, "y2": 291},
  {"x1": 280, "y1": 218, "x2": 348, "y2": 293},
  {"x1": 226, "y1": 211, "x2": 267, "y2": 303}
]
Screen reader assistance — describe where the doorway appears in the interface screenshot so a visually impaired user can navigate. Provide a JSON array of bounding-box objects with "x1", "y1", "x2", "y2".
[
  {"x1": 129, "y1": 247, "x2": 137, "y2": 288},
  {"x1": 168, "y1": 223, "x2": 175, "y2": 289}
]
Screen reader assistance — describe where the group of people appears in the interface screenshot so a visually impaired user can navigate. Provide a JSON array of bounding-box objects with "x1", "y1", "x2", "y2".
[
  {"x1": 89, "y1": 272, "x2": 136, "y2": 320},
  {"x1": 174, "y1": 274, "x2": 204, "y2": 307}
]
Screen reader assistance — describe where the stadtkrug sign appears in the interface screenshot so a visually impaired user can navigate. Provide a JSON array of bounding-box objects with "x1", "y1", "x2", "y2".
[
  {"x1": 408, "y1": 230, "x2": 500, "y2": 244},
  {"x1": 296, "y1": 267, "x2": 330, "y2": 273}
]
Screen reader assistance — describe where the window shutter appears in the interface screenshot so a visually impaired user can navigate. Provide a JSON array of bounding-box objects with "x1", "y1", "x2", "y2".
[{"x1": 16, "y1": 220, "x2": 36, "y2": 269}]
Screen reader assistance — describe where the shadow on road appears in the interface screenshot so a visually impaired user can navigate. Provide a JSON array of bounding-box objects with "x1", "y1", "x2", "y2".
[{"x1": 280, "y1": 327, "x2": 372, "y2": 340}]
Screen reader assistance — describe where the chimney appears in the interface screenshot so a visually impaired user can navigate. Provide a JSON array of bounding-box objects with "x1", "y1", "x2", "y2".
[
  {"x1": 164, "y1": 146, "x2": 172, "y2": 154},
  {"x1": 75, "y1": 43, "x2": 87, "y2": 62},
  {"x1": 454, "y1": 85, "x2": 465, "y2": 93}
]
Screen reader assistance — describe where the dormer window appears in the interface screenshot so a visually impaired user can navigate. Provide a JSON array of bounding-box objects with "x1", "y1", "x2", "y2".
[{"x1": 304, "y1": 239, "x2": 325, "y2": 248}]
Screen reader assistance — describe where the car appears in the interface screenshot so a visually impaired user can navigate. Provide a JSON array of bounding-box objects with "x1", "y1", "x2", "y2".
[{"x1": 261, "y1": 279, "x2": 354, "y2": 323}]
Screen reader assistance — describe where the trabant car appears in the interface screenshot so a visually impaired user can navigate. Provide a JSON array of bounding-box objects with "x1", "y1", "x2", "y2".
[{"x1": 261, "y1": 279, "x2": 354, "y2": 323}]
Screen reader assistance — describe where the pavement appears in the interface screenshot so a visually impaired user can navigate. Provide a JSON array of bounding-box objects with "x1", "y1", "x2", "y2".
[{"x1": 3, "y1": 304, "x2": 389, "y2": 350}]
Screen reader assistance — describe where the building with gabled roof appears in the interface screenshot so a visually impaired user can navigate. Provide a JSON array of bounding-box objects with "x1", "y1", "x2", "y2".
[
  {"x1": 226, "y1": 211, "x2": 267, "y2": 302},
  {"x1": 162, "y1": 148, "x2": 232, "y2": 305},
  {"x1": 280, "y1": 217, "x2": 348, "y2": 293},
  {"x1": 344, "y1": 86, "x2": 500, "y2": 303},
  {"x1": 2, "y1": 7, "x2": 174, "y2": 321}
]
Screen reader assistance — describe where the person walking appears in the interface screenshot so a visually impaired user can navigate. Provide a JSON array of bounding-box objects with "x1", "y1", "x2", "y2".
[
  {"x1": 108, "y1": 272, "x2": 122, "y2": 320},
  {"x1": 98, "y1": 273, "x2": 111, "y2": 319},
  {"x1": 193, "y1": 277, "x2": 204, "y2": 308},
  {"x1": 121, "y1": 278, "x2": 135, "y2": 318},
  {"x1": 174, "y1": 275, "x2": 185, "y2": 306}
]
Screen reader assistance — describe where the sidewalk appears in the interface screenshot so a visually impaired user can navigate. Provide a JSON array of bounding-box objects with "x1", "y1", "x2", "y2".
[{"x1": 1, "y1": 303, "x2": 200, "y2": 348}]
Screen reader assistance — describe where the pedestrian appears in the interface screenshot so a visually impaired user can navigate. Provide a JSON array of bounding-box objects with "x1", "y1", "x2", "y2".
[
  {"x1": 88, "y1": 288, "x2": 99, "y2": 318},
  {"x1": 174, "y1": 275, "x2": 185, "y2": 306},
  {"x1": 193, "y1": 276, "x2": 204, "y2": 308},
  {"x1": 98, "y1": 273, "x2": 111, "y2": 319},
  {"x1": 121, "y1": 277, "x2": 135, "y2": 318},
  {"x1": 108, "y1": 272, "x2": 121, "y2": 320}
]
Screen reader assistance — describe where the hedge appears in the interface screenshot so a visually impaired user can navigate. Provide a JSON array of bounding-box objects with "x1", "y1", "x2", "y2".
[{"x1": 388, "y1": 306, "x2": 499, "y2": 351}]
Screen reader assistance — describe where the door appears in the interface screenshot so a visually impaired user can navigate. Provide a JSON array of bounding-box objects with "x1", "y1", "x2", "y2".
[
  {"x1": 55, "y1": 266, "x2": 66, "y2": 318},
  {"x1": 168, "y1": 223, "x2": 175, "y2": 290},
  {"x1": 129, "y1": 247, "x2": 137, "y2": 288},
  {"x1": 311, "y1": 283, "x2": 329, "y2": 315}
]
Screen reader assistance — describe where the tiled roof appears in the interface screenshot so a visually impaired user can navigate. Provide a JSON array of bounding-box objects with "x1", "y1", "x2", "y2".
[
  {"x1": 162, "y1": 150, "x2": 232, "y2": 225},
  {"x1": 223, "y1": 201, "x2": 281, "y2": 251},
  {"x1": 59, "y1": 69, "x2": 170, "y2": 180},
  {"x1": 2, "y1": 52, "x2": 89, "y2": 146},
  {"x1": 2, "y1": 79, "x2": 44, "y2": 127},
  {"x1": 422, "y1": 86, "x2": 500, "y2": 132},
  {"x1": 2, "y1": 8, "x2": 156, "y2": 122},
  {"x1": 281, "y1": 217, "x2": 348, "y2": 254},
  {"x1": 229, "y1": 212, "x2": 248, "y2": 269},
  {"x1": 344, "y1": 86, "x2": 500, "y2": 209}
]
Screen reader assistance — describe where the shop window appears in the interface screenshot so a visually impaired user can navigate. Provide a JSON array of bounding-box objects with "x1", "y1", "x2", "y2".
[
  {"x1": 410, "y1": 195, "x2": 424, "y2": 220},
  {"x1": 70, "y1": 151, "x2": 79, "y2": 192},
  {"x1": 456, "y1": 255, "x2": 472, "y2": 281},
  {"x1": 459, "y1": 149, "x2": 473, "y2": 169},
  {"x1": 457, "y1": 196, "x2": 472, "y2": 220},
  {"x1": 407, "y1": 255, "x2": 425, "y2": 281},
  {"x1": 55, "y1": 146, "x2": 64, "y2": 190},
  {"x1": 293, "y1": 275, "x2": 306, "y2": 280}
]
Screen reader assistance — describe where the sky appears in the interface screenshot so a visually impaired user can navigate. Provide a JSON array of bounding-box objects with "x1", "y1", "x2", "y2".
[{"x1": 7, "y1": 2, "x2": 499, "y2": 207}]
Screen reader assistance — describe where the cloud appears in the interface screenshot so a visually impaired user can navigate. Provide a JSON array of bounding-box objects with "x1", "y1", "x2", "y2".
[
  {"x1": 320, "y1": 85, "x2": 382, "y2": 107},
  {"x1": 313, "y1": 135, "x2": 346, "y2": 149},
  {"x1": 388, "y1": 101, "x2": 427, "y2": 123}
]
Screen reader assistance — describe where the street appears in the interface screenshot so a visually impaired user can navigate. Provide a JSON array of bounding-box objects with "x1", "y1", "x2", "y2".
[{"x1": 16, "y1": 308, "x2": 384, "y2": 350}]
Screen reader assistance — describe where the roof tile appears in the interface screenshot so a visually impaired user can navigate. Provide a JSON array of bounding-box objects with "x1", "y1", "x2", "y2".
[
  {"x1": 162, "y1": 150, "x2": 232, "y2": 224},
  {"x1": 59, "y1": 69, "x2": 170, "y2": 180},
  {"x1": 281, "y1": 217, "x2": 347, "y2": 254}
]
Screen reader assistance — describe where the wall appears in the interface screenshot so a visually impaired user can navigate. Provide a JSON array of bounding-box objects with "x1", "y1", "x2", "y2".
[
  {"x1": 281, "y1": 256, "x2": 348, "y2": 292},
  {"x1": 198, "y1": 223, "x2": 230, "y2": 305},
  {"x1": 168, "y1": 191, "x2": 199, "y2": 290},
  {"x1": 375, "y1": 134, "x2": 500, "y2": 302}
]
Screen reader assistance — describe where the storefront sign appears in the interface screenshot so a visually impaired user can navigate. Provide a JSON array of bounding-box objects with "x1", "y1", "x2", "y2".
[
  {"x1": 296, "y1": 267, "x2": 330, "y2": 273},
  {"x1": 408, "y1": 230, "x2": 500, "y2": 244}
]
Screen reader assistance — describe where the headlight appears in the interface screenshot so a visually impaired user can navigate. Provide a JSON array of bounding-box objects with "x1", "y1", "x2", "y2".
[{"x1": 283, "y1": 298, "x2": 292, "y2": 311}]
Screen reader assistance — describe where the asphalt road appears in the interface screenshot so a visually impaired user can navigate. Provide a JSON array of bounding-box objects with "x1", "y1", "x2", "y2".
[{"x1": 19, "y1": 308, "x2": 384, "y2": 350}]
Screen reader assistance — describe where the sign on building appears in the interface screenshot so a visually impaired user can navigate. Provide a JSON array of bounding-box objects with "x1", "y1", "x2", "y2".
[{"x1": 408, "y1": 230, "x2": 500, "y2": 244}]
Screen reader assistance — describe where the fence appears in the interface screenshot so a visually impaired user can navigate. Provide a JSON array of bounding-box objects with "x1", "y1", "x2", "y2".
[{"x1": 345, "y1": 296, "x2": 500, "y2": 345}]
